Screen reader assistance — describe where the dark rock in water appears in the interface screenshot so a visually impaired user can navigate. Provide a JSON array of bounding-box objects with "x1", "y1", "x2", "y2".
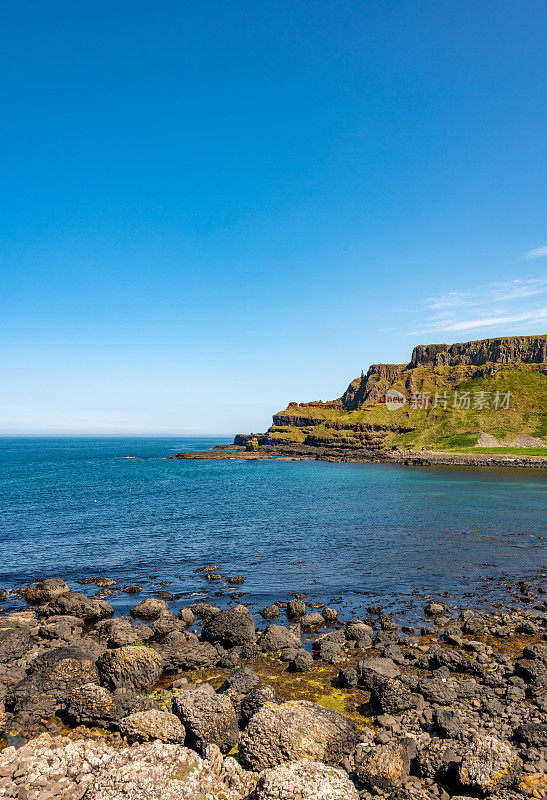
[
  {"x1": 151, "y1": 612, "x2": 185, "y2": 638},
  {"x1": 172, "y1": 686, "x2": 238, "y2": 753},
  {"x1": 240, "y1": 686, "x2": 282, "y2": 726},
  {"x1": 300, "y1": 612, "x2": 325, "y2": 628},
  {"x1": 239, "y1": 699, "x2": 361, "y2": 770},
  {"x1": 514, "y1": 722, "x2": 547, "y2": 747},
  {"x1": 259, "y1": 624, "x2": 300, "y2": 652},
  {"x1": 130, "y1": 597, "x2": 170, "y2": 619},
  {"x1": 367, "y1": 605, "x2": 383, "y2": 615},
  {"x1": 462, "y1": 616, "x2": 485, "y2": 635},
  {"x1": 290, "y1": 650, "x2": 313, "y2": 672},
  {"x1": 23, "y1": 578, "x2": 70, "y2": 605},
  {"x1": 98, "y1": 645, "x2": 162, "y2": 692},
  {"x1": 287, "y1": 599, "x2": 306, "y2": 619},
  {"x1": 66, "y1": 682, "x2": 122, "y2": 727},
  {"x1": 191, "y1": 601, "x2": 220, "y2": 618},
  {"x1": 357, "y1": 657, "x2": 400, "y2": 689},
  {"x1": 201, "y1": 607, "x2": 255, "y2": 648},
  {"x1": 176, "y1": 607, "x2": 196, "y2": 626},
  {"x1": 354, "y1": 742, "x2": 410, "y2": 790},
  {"x1": 123, "y1": 584, "x2": 143, "y2": 593},
  {"x1": 0, "y1": 589, "x2": 8, "y2": 602},
  {"x1": 373, "y1": 630, "x2": 401, "y2": 648},
  {"x1": 425, "y1": 602, "x2": 445, "y2": 616},
  {"x1": 338, "y1": 667, "x2": 358, "y2": 688},
  {"x1": 219, "y1": 665, "x2": 259, "y2": 698},
  {"x1": 50, "y1": 592, "x2": 113, "y2": 620},
  {"x1": 260, "y1": 604, "x2": 281, "y2": 620},
  {"x1": 227, "y1": 576, "x2": 245, "y2": 584},
  {"x1": 322, "y1": 607, "x2": 338, "y2": 622},
  {"x1": 0, "y1": 626, "x2": 31, "y2": 663},
  {"x1": 161, "y1": 634, "x2": 218, "y2": 671},
  {"x1": 6, "y1": 646, "x2": 100, "y2": 729},
  {"x1": 379, "y1": 614, "x2": 398, "y2": 631}
]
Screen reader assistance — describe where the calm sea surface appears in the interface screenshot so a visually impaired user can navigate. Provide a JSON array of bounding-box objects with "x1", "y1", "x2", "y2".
[{"x1": 0, "y1": 437, "x2": 545, "y2": 621}]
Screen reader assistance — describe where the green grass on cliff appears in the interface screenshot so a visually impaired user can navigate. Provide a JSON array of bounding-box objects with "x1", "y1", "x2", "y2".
[{"x1": 269, "y1": 365, "x2": 547, "y2": 455}]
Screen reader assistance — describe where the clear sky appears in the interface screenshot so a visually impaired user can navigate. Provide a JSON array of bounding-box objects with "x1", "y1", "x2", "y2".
[{"x1": 1, "y1": 0, "x2": 546, "y2": 434}]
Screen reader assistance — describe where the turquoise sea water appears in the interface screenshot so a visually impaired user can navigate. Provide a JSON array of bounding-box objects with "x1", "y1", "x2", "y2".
[{"x1": 0, "y1": 437, "x2": 545, "y2": 620}]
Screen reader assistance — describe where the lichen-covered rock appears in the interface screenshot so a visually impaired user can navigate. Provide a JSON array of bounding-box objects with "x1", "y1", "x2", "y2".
[
  {"x1": 0, "y1": 733, "x2": 248, "y2": 800},
  {"x1": 355, "y1": 742, "x2": 410, "y2": 790},
  {"x1": 23, "y1": 577, "x2": 70, "y2": 604},
  {"x1": 239, "y1": 699, "x2": 361, "y2": 771},
  {"x1": 66, "y1": 682, "x2": 121, "y2": 727},
  {"x1": 6, "y1": 646, "x2": 100, "y2": 729},
  {"x1": 172, "y1": 687, "x2": 239, "y2": 753},
  {"x1": 130, "y1": 597, "x2": 170, "y2": 619},
  {"x1": 201, "y1": 607, "x2": 256, "y2": 648},
  {"x1": 373, "y1": 678, "x2": 416, "y2": 714},
  {"x1": 98, "y1": 644, "x2": 163, "y2": 692},
  {"x1": 259, "y1": 624, "x2": 301, "y2": 652},
  {"x1": 250, "y1": 759, "x2": 359, "y2": 799},
  {"x1": 119, "y1": 708, "x2": 186, "y2": 743},
  {"x1": 515, "y1": 773, "x2": 547, "y2": 798},
  {"x1": 50, "y1": 591, "x2": 113, "y2": 620},
  {"x1": 458, "y1": 735, "x2": 522, "y2": 794}
]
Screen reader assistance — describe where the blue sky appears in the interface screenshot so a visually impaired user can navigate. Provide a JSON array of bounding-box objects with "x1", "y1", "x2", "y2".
[{"x1": 1, "y1": 0, "x2": 546, "y2": 434}]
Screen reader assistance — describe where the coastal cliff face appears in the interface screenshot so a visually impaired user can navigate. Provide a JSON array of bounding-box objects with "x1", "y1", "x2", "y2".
[
  {"x1": 409, "y1": 335, "x2": 547, "y2": 369},
  {"x1": 244, "y1": 334, "x2": 547, "y2": 461}
]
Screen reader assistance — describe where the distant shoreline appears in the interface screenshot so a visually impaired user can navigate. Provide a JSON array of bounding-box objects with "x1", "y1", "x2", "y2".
[{"x1": 169, "y1": 445, "x2": 547, "y2": 469}]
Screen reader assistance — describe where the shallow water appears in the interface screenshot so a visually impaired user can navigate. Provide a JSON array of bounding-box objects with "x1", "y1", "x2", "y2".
[{"x1": 0, "y1": 437, "x2": 545, "y2": 620}]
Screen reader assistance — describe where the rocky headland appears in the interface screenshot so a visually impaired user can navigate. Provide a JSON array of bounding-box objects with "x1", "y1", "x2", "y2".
[
  {"x1": 171, "y1": 335, "x2": 547, "y2": 468},
  {"x1": 0, "y1": 574, "x2": 546, "y2": 799}
]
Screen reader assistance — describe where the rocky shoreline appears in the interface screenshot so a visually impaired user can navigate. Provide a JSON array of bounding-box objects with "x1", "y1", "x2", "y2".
[
  {"x1": 169, "y1": 443, "x2": 547, "y2": 469},
  {"x1": 0, "y1": 575, "x2": 546, "y2": 799}
]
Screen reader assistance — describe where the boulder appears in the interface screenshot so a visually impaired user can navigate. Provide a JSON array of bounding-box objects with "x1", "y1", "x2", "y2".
[
  {"x1": 357, "y1": 657, "x2": 400, "y2": 689},
  {"x1": 161, "y1": 637, "x2": 218, "y2": 670},
  {"x1": 220, "y1": 666, "x2": 259, "y2": 698},
  {"x1": 119, "y1": 708, "x2": 186, "y2": 743},
  {"x1": 50, "y1": 592, "x2": 113, "y2": 620},
  {"x1": 287, "y1": 599, "x2": 306, "y2": 619},
  {"x1": 66, "y1": 683, "x2": 122, "y2": 727},
  {"x1": 418, "y1": 677, "x2": 457, "y2": 705},
  {"x1": 239, "y1": 699, "x2": 361, "y2": 771},
  {"x1": 0, "y1": 626, "x2": 31, "y2": 663},
  {"x1": 6, "y1": 646, "x2": 100, "y2": 728},
  {"x1": 373, "y1": 678, "x2": 416, "y2": 714},
  {"x1": 201, "y1": 607, "x2": 255, "y2": 648},
  {"x1": 322, "y1": 607, "x2": 339, "y2": 623},
  {"x1": 259, "y1": 624, "x2": 300, "y2": 652},
  {"x1": 98, "y1": 645, "x2": 163, "y2": 692},
  {"x1": 251, "y1": 759, "x2": 359, "y2": 800},
  {"x1": 23, "y1": 578, "x2": 69, "y2": 604},
  {"x1": 93, "y1": 617, "x2": 141, "y2": 647},
  {"x1": 151, "y1": 612, "x2": 185, "y2": 638},
  {"x1": 514, "y1": 722, "x2": 547, "y2": 747},
  {"x1": 130, "y1": 597, "x2": 170, "y2": 619},
  {"x1": 291, "y1": 650, "x2": 314, "y2": 672},
  {"x1": 261, "y1": 604, "x2": 281, "y2": 620},
  {"x1": 177, "y1": 607, "x2": 196, "y2": 626},
  {"x1": 240, "y1": 687, "x2": 282, "y2": 726},
  {"x1": 458, "y1": 735, "x2": 522, "y2": 794},
  {"x1": 172, "y1": 687, "x2": 238, "y2": 754},
  {"x1": 300, "y1": 612, "x2": 325, "y2": 628},
  {"x1": 355, "y1": 742, "x2": 410, "y2": 791}
]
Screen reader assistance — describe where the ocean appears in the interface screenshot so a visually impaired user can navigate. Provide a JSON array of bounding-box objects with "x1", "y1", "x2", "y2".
[{"x1": 0, "y1": 437, "x2": 545, "y2": 621}]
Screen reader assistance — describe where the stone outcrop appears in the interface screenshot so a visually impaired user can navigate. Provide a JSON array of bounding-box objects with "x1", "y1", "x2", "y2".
[{"x1": 409, "y1": 335, "x2": 547, "y2": 369}]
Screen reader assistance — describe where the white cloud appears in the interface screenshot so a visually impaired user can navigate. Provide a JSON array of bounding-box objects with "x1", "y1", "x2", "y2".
[
  {"x1": 408, "y1": 275, "x2": 547, "y2": 337},
  {"x1": 442, "y1": 307, "x2": 547, "y2": 332},
  {"x1": 523, "y1": 246, "x2": 547, "y2": 259}
]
